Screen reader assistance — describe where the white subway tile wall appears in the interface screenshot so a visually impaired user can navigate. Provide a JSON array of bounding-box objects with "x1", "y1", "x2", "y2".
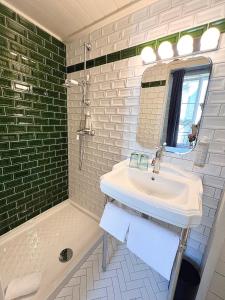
[{"x1": 67, "y1": 0, "x2": 225, "y2": 266}]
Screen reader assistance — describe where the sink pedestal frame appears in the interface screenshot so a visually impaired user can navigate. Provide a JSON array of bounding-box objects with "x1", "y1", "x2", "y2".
[{"x1": 101, "y1": 195, "x2": 190, "y2": 300}]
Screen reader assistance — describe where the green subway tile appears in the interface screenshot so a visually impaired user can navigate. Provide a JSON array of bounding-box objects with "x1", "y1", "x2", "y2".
[
  {"x1": 10, "y1": 140, "x2": 27, "y2": 148},
  {"x1": 46, "y1": 58, "x2": 58, "y2": 69},
  {"x1": 25, "y1": 109, "x2": 40, "y2": 117},
  {"x1": 26, "y1": 125, "x2": 42, "y2": 132},
  {"x1": 32, "y1": 69, "x2": 46, "y2": 80},
  {"x1": 52, "y1": 53, "x2": 65, "y2": 65},
  {"x1": 107, "y1": 51, "x2": 121, "y2": 63},
  {"x1": 136, "y1": 40, "x2": 156, "y2": 55},
  {"x1": 0, "y1": 77, "x2": 11, "y2": 87},
  {"x1": 58, "y1": 48, "x2": 66, "y2": 58},
  {"x1": 0, "y1": 24, "x2": 18, "y2": 41},
  {"x1": 23, "y1": 76, "x2": 38, "y2": 86},
  {"x1": 0, "y1": 3, "x2": 16, "y2": 19},
  {"x1": 75, "y1": 62, "x2": 84, "y2": 71},
  {"x1": 0, "y1": 35, "x2": 8, "y2": 47},
  {"x1": 48, "y1": 90, "x2": 58, "y2": 98},
  {"x1": 27, "y1": 31, "x2": 43, "y2": 45},
  {"x1": 20, "y1": 37, "x2": 37, "y2": 51},
  {"x1": 11, "y1": 156, "x2": 28, "y2": 164},
  {"x1": 38, "y1": 63, "x2": 52, "y2": 75},
  {"x1": 121, "y1": 46, "x2": 137, "y2": 59},
  {"x1": 15, "y1": 99, "x2": 32, "y2": 109},
  {"x1": 2, "y1": 69, "x2": 19, "y2": 80},
  {"x1": 12, "y1": 62, "x2": 31, "y2": 75},
  {"x1": 52, "y1": 69, "x2": 64, "y2": 79},
  {"x1": 39, "y1": 80, "x2": 53, "y2": 89},
  {"x1": 7, "y1": 19, "x2": 27, "y2": 36},
  {"x1": 38, "y1": 46, "x2": 52, "y2": 58},
  {"x1": 4, "y1": 164, "x2": 21, "y2": 174},
  {"x1": 58, "y1": 64, "x2": 65, "y2": 73},
  {"x1": 30, "y1": 51, "x2": 45, "y2": 63},
  {"x1": 45, "y1": 40, "x2": 58, "y2": 53},
  {"x1": 14, "y1": 169, "x2": 30, "y2": 179},
  {"x1": 0, "y1": 47, "x2": 18, "y2": 61},
  {"x1": 158, "y1": 33, "x2": 179, "y2": 45},
  {"x1": 37, "y1": 27, "x2": 51, "y2": 41},
  {"x1": 3, "y1": 88, "x2": 21, "y2": 98},
  {"x1": 33, "y1": 102, "x2": 47, "y2": 110},
  {"x1": 0, "y1": 142, "x2": 9, "y2": 150},
  {"x1": 32, "y1": 87, "x2": 47, "y2": 96},
  {"x1": 0, "y1": 3, "x2": 67, "y2": 235},
  {"x1": 54, "y1": 84, "x2": 65, "y2": 93},
  {"x1": 0, "y1": 57, "x2": 10, "y2": 69},
  {"x1": 0, "y1": 116, "x2": 16, "y2": 124},
  {"x1": 19, "y1": 133, "x2": 35, "y2": 140},
  {"x1": 17, "y1": 116, "x2": 33, "y2": 124},
  {"x1": 181, "y1": 25, "x2": 207, "y2": 38},
  {"x1": 22, "y1": 160, "x2": 37, "y2": 170},
  {"x1": 46, "y1": 75, "x2": 59, "y2": 84},
  {"x1": 1, "y1": 149, "x2": 20, "y2": 158},
  {"x1": 18, "y1": 15, "x2": 36, "y2": 32},
  {"x1": 10, "y1": 41, "x2": 28, "y2": 55},
  {"x1": 51, "y1": 36, "x2": 65, "y2": 50},
  {"x1": 94, "y1": 55, "x2": 106, "y2": 67},
  {"x1": 210, "y1": 18, "x2": 225, "y2": 33}
]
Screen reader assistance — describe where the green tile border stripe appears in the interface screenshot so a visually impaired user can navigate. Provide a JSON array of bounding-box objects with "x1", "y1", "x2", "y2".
[
  {"x1": 67, "y1": 18, "x2": 225, "y2": 74},
  {"x1": 141, "y1": 80, "x2": 166, "y2": 88}
]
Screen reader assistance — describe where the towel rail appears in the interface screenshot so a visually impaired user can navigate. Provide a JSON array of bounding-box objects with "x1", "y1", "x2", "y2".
[{"x1": 101, "y1": 195, "x2": 190, "y2": 300}]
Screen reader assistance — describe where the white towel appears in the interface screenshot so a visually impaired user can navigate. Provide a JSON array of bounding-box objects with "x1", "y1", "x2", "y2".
[
  {"x1": 99, "y1": 203, "x2": 132, "y2": 242},
  {"x1": 5, "y1": 273, "x2": 41, "y2": 300},
  {"x1": 127, "y1": 216, "x2": 179, "y2": 280}
]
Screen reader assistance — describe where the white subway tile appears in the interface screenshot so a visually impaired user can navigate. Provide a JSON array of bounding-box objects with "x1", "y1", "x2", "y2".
[
  {"x1": 183, "y1": 0, "x2": 210, "y2": 15},
  {"x1": 195, "y1": 5, "x2": 225, "y2": 25},
  {"x1": 150, "y1": 0, "x2": 171, "y2": 16},
  {"x1": 159, "y1": 6, "x2": 182, "y2": 24}
]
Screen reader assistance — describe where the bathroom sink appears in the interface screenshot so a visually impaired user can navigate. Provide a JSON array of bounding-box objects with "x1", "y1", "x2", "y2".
[{"x1": 100, "y1": 160, "x2": 202, "y2": 228}]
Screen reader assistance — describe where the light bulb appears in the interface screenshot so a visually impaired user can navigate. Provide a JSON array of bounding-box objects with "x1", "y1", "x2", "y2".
[
  {"x1": 177, "y1": 35, "x2": 194, "y2": 55},
  {"x1": 200, "y1": 27, "x2": 220, "y2": 51},
  {"x1": 140, "y1": 46, "x2": 156, "y2": 64},
  {"x1": 158, "y1": 41, "x2": 174, "y2": 59}
]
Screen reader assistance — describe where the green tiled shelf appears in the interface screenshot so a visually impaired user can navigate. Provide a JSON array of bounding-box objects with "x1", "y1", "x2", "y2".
[
  {"x1": 67, "y1": 18, "x2": 225, "y2": 74},
  {"x1": 0, "y1": 3, "x2": 68, "y2": 235}
]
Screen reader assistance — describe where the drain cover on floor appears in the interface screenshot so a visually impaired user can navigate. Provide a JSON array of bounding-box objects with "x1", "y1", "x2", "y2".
[{"x1": 59, "y1": 248, "x2": 73, "y2": 262}]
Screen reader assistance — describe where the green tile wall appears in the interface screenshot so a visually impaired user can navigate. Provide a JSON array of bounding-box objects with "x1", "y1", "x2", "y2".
[{"x1": 0, "y1": 3, "x2": 68, "y2": 235}]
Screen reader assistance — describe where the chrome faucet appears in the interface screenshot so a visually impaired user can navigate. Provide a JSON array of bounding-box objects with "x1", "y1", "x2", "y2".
[{"x1": 151, "y1": 143, "x2": 166, "y2": 174}]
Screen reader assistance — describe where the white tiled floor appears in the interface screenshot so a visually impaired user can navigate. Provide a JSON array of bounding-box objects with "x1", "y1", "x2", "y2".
[{"x1": 54, "y1": 237, "x2": 168, "y2": 300}]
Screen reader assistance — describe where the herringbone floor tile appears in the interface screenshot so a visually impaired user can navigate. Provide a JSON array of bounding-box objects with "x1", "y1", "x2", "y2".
[{"x1": 55, "y1": 238, "x2": 169, "y2": 300}]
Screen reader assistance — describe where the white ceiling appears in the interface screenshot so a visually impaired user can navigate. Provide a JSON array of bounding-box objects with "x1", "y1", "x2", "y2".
[{"x1": 2, "y1": 0, "x2": 146, "y2": 41}]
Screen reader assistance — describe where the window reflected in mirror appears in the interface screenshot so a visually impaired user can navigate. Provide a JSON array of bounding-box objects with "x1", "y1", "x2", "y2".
[
  {"x1": 137, "y1": 56, "x2": 212, "y2": 154},
  {"x1": 166, "y1": 67, "x2": 210, "y2": 151}
]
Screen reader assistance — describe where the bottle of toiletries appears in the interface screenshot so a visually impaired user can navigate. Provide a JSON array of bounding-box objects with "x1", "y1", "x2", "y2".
[{"x1": 194, "y1": 136, "x2": 210, "y2": 167}]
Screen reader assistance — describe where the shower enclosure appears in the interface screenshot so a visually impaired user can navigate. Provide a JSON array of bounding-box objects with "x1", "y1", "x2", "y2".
[{"x1": 64, "y1": 43, "x2": 95, "y2": 170}]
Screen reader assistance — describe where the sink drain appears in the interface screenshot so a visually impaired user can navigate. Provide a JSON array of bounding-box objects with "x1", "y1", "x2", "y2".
[{"x1": 59, "y1": 248, "x2": 73, "y2": 263}]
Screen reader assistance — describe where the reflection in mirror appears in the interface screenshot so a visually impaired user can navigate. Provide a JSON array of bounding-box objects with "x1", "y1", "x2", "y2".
[{"x1": 137, "y1": 57, "x2": 212, "y2": 154}]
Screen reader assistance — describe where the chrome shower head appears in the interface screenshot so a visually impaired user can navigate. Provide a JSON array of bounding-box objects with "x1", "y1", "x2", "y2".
[{"x1": 63, "y1": 79, "x2": 81, "y2": 88}]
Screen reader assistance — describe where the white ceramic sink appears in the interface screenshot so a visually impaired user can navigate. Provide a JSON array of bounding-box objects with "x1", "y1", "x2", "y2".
[{"x1": 100, "y1": 160, "x2": 202, "y2": 228}]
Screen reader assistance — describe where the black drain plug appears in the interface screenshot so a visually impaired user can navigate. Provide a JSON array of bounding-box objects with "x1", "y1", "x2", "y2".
[{"x1": 59, "y1": 248, "x2": 73, "y2": 263}]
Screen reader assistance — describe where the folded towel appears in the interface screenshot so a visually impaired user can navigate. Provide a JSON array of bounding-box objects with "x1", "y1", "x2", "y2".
[
  {"x1": 5, "y1": 273, "x2": 41, "y2": 300},
  {"x1": 99, "y1": 203, "x2": 132, "y2": 242},
  {"x1": 127, "y1": 216, "x2": 179, "y2": 280}
]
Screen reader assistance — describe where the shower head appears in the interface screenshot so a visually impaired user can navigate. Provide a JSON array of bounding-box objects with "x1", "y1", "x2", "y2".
[{"x1": 63, "y1": 79, "x2": 81, "y2": 88}]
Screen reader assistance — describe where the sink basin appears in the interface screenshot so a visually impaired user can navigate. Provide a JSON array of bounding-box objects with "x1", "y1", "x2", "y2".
[{"x1": 100, "y1": 160, "x2": 202, "y2": 228}]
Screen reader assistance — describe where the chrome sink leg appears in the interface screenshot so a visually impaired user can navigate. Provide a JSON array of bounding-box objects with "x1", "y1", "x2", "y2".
[
  {"x1": 167, "y1": 228, "x2": 190, "y2": 300},
  {"x1": 102, "y1": 231, "x2": 108, "y2": 272},
  {"x1": 102, "y1": 194, "x2": 110, "y2": 272}
]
